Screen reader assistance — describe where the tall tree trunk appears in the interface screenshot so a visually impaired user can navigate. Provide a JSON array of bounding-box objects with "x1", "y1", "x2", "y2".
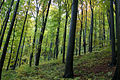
[
  {"x1": 103, "y1": 13, "x2": 105, "y2": 46},
  {"x1": 0, "y1": 0, "x2": 14, "y2": 49},
  {"x1": 112, "y1": 0, "x2": 120, "y2": 79},
  {"x1": 12, "y1": 0, "x2": 30, "y2": 70},
  {"x1": 29, "y1": 0, "x2": 40, "y2": 67},
  {"x1": 55, "y1": 0, "x2": 61, "y2": 59},
  {"x1": 89, "y1": 0, "x2": 94, "y2": 52},
  {"x1": 84, "y1": 0, "x2": 87, "y2": 54},
  {"x1": 19, "y1": 27, "x2": 27, "y2": 67},
  {"x1": 115, "y1": 0, "x2": 118, "y2": 39},
  {"x1": 98, "y1": 11, "x2": 102, "y2": 48},
  {"x1": 55, "y1": 27, "x2": 59, "y2": 59},
  {"x1": 79, "y1": 0, "x2": 83, "y2": 55},
  {"x1": 35, "y1": 0, "x2": 51, "y2": 66},
  {"x1": 109, "y1": 0, "x2": 116, "y2": 66},
  {"x1": 0, "y1": 0, "x2": 20, "y2": 79},
  {"x1": 63, "y1": 0, "x2": 78, "y2": 78},
  {"x1": 6, "y1": 20, "x2": 17, "y2": 70}
]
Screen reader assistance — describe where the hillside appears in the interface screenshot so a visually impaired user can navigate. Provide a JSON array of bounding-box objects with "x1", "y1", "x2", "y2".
[{"x1": 2, "y1": 47, "x2": 115, "y2": 80}]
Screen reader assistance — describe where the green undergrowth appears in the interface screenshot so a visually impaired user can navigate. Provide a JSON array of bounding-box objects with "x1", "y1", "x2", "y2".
[{"x1": 2, "y1": 47, "x2": 113, "y2": 80}]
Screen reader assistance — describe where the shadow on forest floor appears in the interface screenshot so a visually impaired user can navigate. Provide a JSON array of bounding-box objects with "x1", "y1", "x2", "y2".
[{"x1": 2, "y1": 47, "x2": 115, "y2": 80}]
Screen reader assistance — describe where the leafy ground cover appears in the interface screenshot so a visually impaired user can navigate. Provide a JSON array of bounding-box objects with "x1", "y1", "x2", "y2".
[{"x1": 2, "y1": 47, "x2": 115, "y2": 80}]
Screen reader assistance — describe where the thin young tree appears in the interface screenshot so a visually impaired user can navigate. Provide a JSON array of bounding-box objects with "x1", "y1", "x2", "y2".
[
  {"x1": 19, "y1": 26, "x2": 28, "y2": 67},
  {"x1": 35, "y1": 0, "x2": 51, "y2": 66},
  {"x1": 55, "y1": 0, "x2": 61, "y2": 59},
  {"x1": 63, "y1": 0, "x2": 78, "y2": 78},
  {"x1": 79, "y1": 0, "x2": 83, "y2": 56},
  {"x1": 29, "y1": 0, "x2": 42, "y2": 67},
  {"x1": 89, "y1": 0, "x2": 94, "y2": 52},
  {"x1": 83, "y1": 0, "x2": 87, "y2": 53},
  {"x1": 6, "y1": 20, "x2": 17, "y2": 70},
  {"x1": 62, "y1": 0, "x2": 68, "y2": 63}
]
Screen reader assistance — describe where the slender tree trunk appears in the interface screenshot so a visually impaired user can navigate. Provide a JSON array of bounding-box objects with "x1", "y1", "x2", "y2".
[
  {"x1": 79, "y1": 0, "x2": 83, "y2": 55},
  {"x1": 6, "y1": 20, "x2": 17, "y2": 70},
  {"x1": 89, "y1": 0, "x2": 94, "y2": 52},
  {"x1": 29, "y1": 0, "x2": 39, "y2": 67},
  {"x1": 103, "y1": 13, "x2": 105, "y2": 46},
  {"x1": 63, "y1": 0, "x2": 78, "y2": 78},
  {"x1": 98, "y1": 11, "x2": 102, "y2": 48},
  {"x1": 12, "y1": 1, "x2": 30, "y2": 70},
  {"x1": 19, "y1": 27, "x2": 27, "y2": 67},
  {"x1": 55, "y1": 27, "x2": 60, "y2": 59},
  {"x1": 0, "y1": 0, "x2": 14, "y2": 49},
  {"x1": 115, "y1": 0, "x2": 118, "y2": 39},
  {"x1": 84, "y1": 0, "x2": 87, "y2": 54},
  {"x1": 55, "y1": 0, "x2": 61, "y2": 59},
  {"x1": 35, "y1": 0, "x2": 51, "y2": 66},
  {"x1": 0, "y1": 0, "x2": 20, "y2": 79}
]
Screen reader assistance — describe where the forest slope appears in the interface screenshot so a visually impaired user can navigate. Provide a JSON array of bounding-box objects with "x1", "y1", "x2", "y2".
[{"x1": 2, "y1": 47, "x2": 115, "y2": 80}]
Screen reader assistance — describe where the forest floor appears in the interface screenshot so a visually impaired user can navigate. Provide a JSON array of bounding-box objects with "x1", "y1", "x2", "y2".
[{"x1": 2, "y1": 47, "x2": 115, "y2": 80}]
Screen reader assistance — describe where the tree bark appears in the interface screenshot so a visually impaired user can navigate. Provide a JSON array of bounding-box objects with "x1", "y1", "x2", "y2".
[
  {"x1": 109, "y1": 0, "x2": 116, "y2": 66},
  {"x1": 55, "y1": 0, "x2": 61, "y2": 59},
  {"x1": 19, "y1": 27, "x2": 27, "y2": 67},
  {"x1": 63, "y1": 0, "x2": 78, "y2": 78},
  {"x1": 84, "y1": 0, "x2": 87, "y2": 54},
  {"x1": 112, "y1": 0, "x2": 120, "y2": 79},
  {"x1": 79, "y1": 0, "x2": 83, "y2": 55},
  {"x1": 89, "y1": 0, "x2": 94, "y2": 52},
  {"x1": 6, "y1": 20, "x2": 17, "y2": 70},
  {"x1": 103, "y1": 13, "x2": 105, "y2": 46}
]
